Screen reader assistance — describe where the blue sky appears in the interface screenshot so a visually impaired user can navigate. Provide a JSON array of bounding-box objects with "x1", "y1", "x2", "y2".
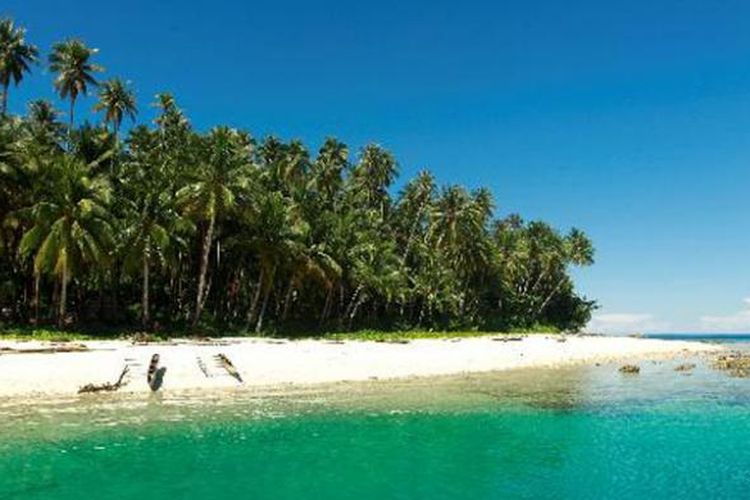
[{"x1": 3, "y1": 0, "x2": 750, "y2": 332}]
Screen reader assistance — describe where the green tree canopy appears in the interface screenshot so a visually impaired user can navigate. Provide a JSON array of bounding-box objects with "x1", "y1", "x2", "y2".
[{"x1": 0, "y1": 17, "x2": 596, "y2": 334}]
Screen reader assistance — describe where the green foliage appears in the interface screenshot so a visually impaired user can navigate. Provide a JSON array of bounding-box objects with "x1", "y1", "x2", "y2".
[
  {"x1": 0, "y1": 17, "x2": 597, "y2": 335},
  {"x1": 327, "y1": 330, "x2": 509, "y2": 342},
  {"x1": 0, "y1": 326, "x2": 98, "y2": 341}
]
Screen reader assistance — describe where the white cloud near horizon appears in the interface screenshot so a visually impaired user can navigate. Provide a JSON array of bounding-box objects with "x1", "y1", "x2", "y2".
[
  {"x1": 585, "y1": 313, "x2": 669, "y2": 334},
  {"x1": 700, "y1": 297, "x2": 750, "y2": 333}
]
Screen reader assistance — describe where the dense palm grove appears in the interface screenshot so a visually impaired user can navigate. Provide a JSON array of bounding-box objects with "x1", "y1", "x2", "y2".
[{"x1": 0, "y1": 18, "x2": 596, "y2": 335}]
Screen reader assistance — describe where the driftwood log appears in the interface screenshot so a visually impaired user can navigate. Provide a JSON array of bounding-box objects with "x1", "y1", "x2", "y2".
[
  {"x1": 1, "y1": 344, "x2": 89, "y2": 355},
  {"x1": 78, "y1": 365, "x2": 130, "y2": 394}
]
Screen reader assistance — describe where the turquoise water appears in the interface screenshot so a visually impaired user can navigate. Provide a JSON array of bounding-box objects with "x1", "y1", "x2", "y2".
[{"x1": 2, "y1": 352, "x2": 750, "y2": 499}]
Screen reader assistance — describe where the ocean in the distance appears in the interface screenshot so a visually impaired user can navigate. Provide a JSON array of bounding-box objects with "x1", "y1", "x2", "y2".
[
  {"x1": 645, "y1": 332, "x2": 750, "y2": 343},
  {"x1": 2, "y1": 336, "x2": 750, "y2": 499}
]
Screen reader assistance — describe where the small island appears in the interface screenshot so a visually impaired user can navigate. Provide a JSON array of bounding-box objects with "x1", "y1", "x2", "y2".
[{"x1": 1, "y1": 9, "x2": 747, "y2": 500}]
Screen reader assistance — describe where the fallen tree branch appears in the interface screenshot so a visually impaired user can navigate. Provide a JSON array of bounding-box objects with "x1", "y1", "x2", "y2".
[{"x1": 78, "y1": 365, "x2": 130, "y2": 394}]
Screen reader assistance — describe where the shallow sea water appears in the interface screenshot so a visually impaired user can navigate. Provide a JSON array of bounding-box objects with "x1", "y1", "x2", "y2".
[{"x1": 1, "y1": 344, "x2": 750, "y2": 499}]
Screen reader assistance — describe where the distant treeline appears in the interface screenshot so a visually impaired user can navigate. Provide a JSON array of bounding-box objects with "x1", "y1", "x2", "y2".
[{"x1": 0, "y1": 18, "x2": 596, "y2": 334}]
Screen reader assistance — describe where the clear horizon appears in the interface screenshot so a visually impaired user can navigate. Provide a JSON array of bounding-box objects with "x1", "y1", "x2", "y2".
[{"x1": 4, "y1": 0, "x2": 750, "y2": 333}]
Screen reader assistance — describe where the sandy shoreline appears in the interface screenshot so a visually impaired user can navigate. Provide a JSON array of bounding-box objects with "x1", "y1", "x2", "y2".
[{"x1": 0, "y1": 335, "x2": 721, "y2": 398}]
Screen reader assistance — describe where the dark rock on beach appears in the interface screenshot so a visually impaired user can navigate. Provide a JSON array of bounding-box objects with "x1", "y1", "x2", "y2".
[
  {"x1": 712, "y1": 352, "x2": 750, "y2": 378},
  {"x1": 674, "y1": 363, "x2": 696, "y2": 372},
  {"x1": 618, "y1": 364, "x2": 640, "y2": 374}
]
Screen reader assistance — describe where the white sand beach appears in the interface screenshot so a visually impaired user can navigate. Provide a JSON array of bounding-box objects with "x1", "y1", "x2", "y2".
[{"x1": 0, "y1": 335, "x2": 721, "y2": 398}]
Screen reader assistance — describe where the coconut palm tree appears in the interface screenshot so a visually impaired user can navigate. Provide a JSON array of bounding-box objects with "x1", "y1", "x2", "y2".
[
  {"x1": 395, "y1": 170, "x2": 435, "y2": 262},
  {"x1": 0, "y1": 117, "x2": 33, "y2": 318},
  {"x1": 26, "y1": 99, "x2": 64, "y2": 139},
  {"x1": 0, "y1": 18, "x2": 38, "y2": 117},
  {"x1": 532, "y1": 228, "x2": 595, "y2": 319},
  {"x1": 48, "y1": 39, "x2": 103, "y2": 129},
  {"x1": 93, "y1": 78, "x2": 136, "y2": 136},
  {"x1": 18, "y1": 153, "x2": 113, "y2": 326},
  {"x1": 176, "y1": 126, "x2": 253, "y2": 326},
  {"x1": 236, "y1": 191, "x2": 306, "y2": 332},
  {"x1": 342, "y1": 224, "x2": 405, "y2": 327},
  {"x1": 349, "y1": 144, "x2": 398, "y2": 217},
  {"x1": 119, "y1": 126, "x2": 190, "y2": 327},
  {"x1": 309, "y1": 138, "x2": 348, "y2": 205},
  {"x1": 122, "y1": 203, "x2": 187, "y2": 327},
  {"x1": 258, "y1": 137, "x2": 310, "y2": 197}
]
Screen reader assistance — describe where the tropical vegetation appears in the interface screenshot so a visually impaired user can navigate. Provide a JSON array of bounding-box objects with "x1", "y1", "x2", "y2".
[{"x1": 0, "y1": 18, "x2": 596, "y2": 336}]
